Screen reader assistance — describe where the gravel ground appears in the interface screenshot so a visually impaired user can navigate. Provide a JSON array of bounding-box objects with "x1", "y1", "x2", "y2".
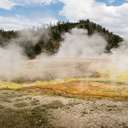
[{"x1": 0, "y1": 89, "x2": 128, "y2": 128}]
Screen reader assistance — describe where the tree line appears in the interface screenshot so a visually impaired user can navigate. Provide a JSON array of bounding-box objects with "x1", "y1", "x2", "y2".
[{"x1": 0, "y1": 19, "x2": 123, "y2": 59}]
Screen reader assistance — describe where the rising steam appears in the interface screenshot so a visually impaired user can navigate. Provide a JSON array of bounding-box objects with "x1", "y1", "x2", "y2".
[
  {"x1": 56, "y1": 28, "x2": 107, "y2": 58},
  {"x1": 0, "y1": 28, "x2": 127, "y2": 82}
]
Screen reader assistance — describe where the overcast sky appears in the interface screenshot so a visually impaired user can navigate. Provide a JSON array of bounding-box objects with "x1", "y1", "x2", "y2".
[{"x1": 0, "y1": 0, "x2": 128, "y2": 36}]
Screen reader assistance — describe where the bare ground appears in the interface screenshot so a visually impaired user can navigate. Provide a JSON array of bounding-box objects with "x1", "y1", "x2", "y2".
[{"x1": 0, "y1": 89, "x2": 128, "y2": 128}]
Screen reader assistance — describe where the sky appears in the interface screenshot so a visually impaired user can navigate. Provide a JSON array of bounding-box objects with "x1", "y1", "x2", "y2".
[{"x1": 0, "y1": 0, "x2": 128, "y2": 36}]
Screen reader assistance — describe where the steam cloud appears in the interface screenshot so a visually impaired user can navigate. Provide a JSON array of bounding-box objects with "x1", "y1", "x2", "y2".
[
  {"x1": 56, "y1": 28, "x2": 107, "y2": 57},
  {"x1": 0, "y1": 28, "x2": 126, "y2": 82}
]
